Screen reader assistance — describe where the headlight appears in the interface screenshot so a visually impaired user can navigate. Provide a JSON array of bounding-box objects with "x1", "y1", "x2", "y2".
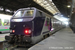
[
  {"x1": 10, "y1": 30, "x2": 12, "y2": 33},
  {"x1": 10, "y1": 30, "x2": 15, "y2": 33}
]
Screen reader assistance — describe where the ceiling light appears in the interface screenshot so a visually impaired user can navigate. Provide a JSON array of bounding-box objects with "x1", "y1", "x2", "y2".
[
  {"x1": 0, "y1": 7, "x2": 4, "y2": 11},
  {"x1": 67, "y1": 5, "x2": 71, "y2": 8},
  {"x1": 44, "y1": 1, "x2": 47, "y2": 4},
  {"x1": 49, "y1": 0, "x2": 52, "y2": 1},
  {"x1": 52, "y1": 3, "x2": 54, "y2": 5}
]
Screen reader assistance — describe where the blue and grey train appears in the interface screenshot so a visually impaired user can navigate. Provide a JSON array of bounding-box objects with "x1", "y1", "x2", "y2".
[{"x1": 5, "y1": 7, "x2": 63, "y2": 46}]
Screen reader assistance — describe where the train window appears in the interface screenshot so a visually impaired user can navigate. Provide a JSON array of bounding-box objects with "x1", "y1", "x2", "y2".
[
  {"x1": 4, "y1": 19, "x2": 10, "y2": 26},
  {"x1": 13, "y1": 10, "x2": 34, "y2": 18},
  {"x1": 14, "y1": 10, "x2": 25, "y2": 18},
  {"x1": 47, "y1": 18, "x2": 49, "y2": 26},
  {"x1": 24, "y1": 10, "x2": 34, "y2": 17},
  {"x1": 39, "y1": 11, "x2": 42, "y2": 16},
  {"x1": 0, "y1": 19, "x2": 1, "y2": 26}
]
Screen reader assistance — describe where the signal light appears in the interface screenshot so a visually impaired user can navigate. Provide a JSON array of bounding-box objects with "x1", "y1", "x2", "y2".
[
  {"x1": 24, "y1": 29, "x2": 31, "y2": 35},
  {"x1": 10, "y1": 30, "x2": 15, "y2": 33},
  {"x1": 25, "y1": 30, "x2": 28, "y2": 33},
  {"x1": 12, "y1": 30, "x2": 15, "y2": 33},
  {"x1": 10, "y1": 30, "x2": 12, "y2": 33}
]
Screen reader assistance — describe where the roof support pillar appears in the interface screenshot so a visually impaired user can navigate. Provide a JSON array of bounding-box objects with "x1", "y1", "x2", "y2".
[{"x1": 70, "y1": 0, "x2": 74, "y2": 17}]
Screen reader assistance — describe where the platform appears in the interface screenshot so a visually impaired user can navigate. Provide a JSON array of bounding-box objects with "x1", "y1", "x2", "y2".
[
  {"x1": 28, "y1": 27, "x2": 75, "y2": 50},
  {"x1": 0, "y1": 33, "x2": 9, "y2": 50},
  {"x1": 0, "y1": 33, "x2": 9, "y2": 42}
]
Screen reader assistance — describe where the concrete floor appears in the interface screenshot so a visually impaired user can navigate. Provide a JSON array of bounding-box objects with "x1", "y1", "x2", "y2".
[
  {"x1": 0, "y1": 33, "x2": 9, "y2": 42},
  {"x1": 28, "y1": 27, "x2": 75, "y2": 50},
  {"x1": 0, "y1": 33, "x2": 9, "y2": 50}
]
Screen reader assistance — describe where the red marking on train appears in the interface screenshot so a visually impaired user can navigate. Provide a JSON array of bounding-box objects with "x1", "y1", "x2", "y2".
[
  {"x1": 5, "y1": 27, "x2": 7, "y2": 29},
  {"x1": 24, "y1": 29, "x2": 31, "y2": 35}
]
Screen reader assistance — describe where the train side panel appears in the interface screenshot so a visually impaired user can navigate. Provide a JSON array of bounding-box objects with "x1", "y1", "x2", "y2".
[
  {"x1": 5, "y1": 7, "x2": 64, "y2": 46},
  {"x1": 31, "y1": 10, "x2": 45, "y2": 44}
]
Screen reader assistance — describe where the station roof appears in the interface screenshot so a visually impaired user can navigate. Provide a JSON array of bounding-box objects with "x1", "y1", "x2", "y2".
[
  {"x1": 53, "y1": 0, "x2": 72, "y2": 17},
  {"x1": 0, "y1": 0, "x2": 72, "y2": 18}
]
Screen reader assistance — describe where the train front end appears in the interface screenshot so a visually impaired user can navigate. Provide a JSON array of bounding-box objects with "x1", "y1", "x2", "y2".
[{"x1": 5, "y1": 8, "x2": 35, "y2": 46}]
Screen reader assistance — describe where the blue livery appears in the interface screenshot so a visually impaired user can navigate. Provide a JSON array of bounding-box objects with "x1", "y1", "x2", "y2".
[{"x1": 5, "y1": 7, "x2": 64, "y2": 46}]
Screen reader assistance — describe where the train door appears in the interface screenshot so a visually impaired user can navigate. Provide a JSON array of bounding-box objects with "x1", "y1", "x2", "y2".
[
  {"x1": 50, "y1": 18, "x2": 52, "y2": 31},
  {"x1": 0, "y1": 19, "x2": 2, "y2": 33},
  {"x1": 46, "y1": 18, "x2": 51, "y2": 31}
]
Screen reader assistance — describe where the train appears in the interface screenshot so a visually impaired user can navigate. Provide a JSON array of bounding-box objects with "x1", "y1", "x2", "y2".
[
  {"x1": 5, "y1": 7, "x2": 64, "y2": 46},
  {"x1": 0, "y1": 14, "x2": 12, "y2": 33}
]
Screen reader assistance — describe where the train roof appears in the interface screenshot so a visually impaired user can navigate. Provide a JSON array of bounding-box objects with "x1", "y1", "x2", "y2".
[{"x1": 18, "y1": 7, "x2": 36, "y2": 10}]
